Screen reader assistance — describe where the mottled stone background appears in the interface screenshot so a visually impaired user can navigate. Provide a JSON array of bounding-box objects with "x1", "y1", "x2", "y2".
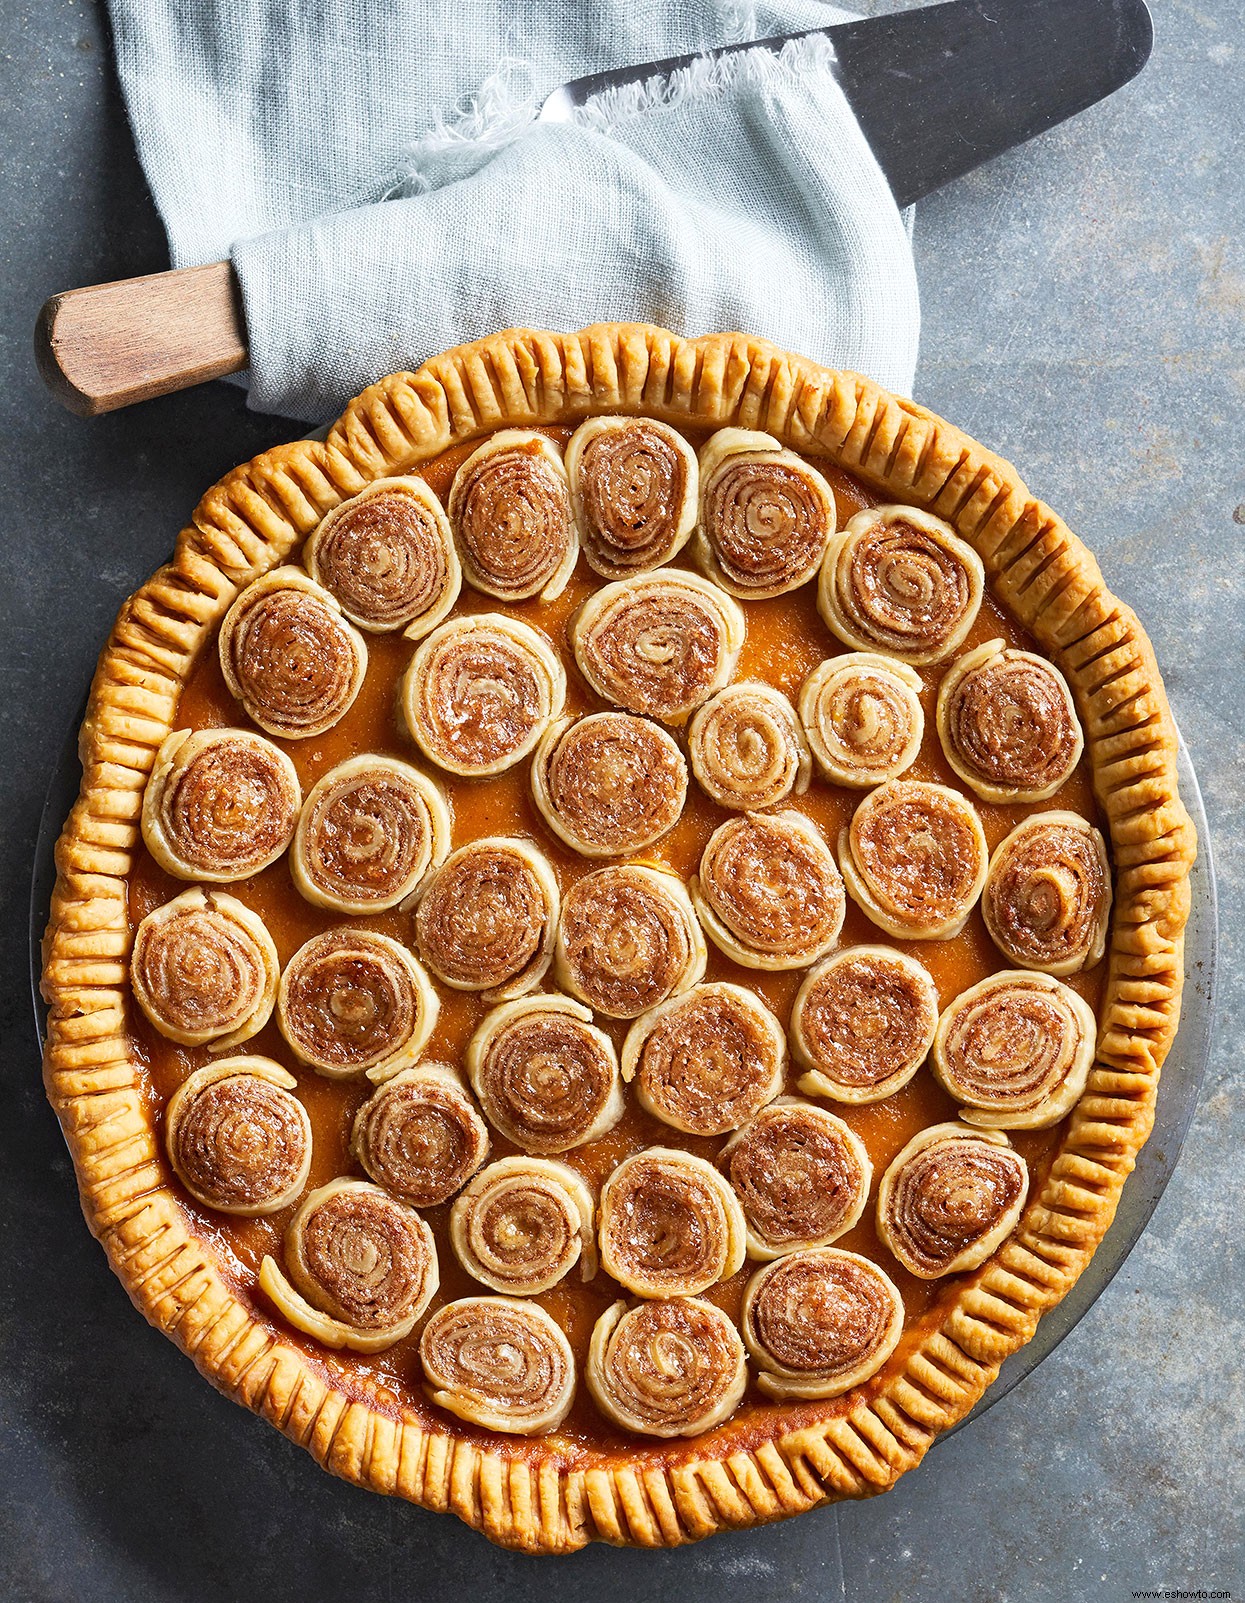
[{"x1": 1, "y1": 1, "x2": 1241, "y2": 1599}]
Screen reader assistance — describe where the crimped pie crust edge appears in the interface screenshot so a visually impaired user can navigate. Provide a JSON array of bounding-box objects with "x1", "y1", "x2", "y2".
[{"x1": 41, "y1": 323, "x2": 1196, "y2": 1554}]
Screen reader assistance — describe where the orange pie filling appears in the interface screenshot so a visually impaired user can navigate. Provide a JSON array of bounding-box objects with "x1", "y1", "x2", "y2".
[{"x1": 125, "y1": 424, "x2": 1109, "y2": 1470}]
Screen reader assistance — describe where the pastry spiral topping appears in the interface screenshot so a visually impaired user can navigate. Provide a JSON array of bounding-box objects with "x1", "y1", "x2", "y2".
[
  {"x1": 419, "y1": 1297, "x2": 576, "y2": 1434},
  {"x1": 937, "y1": 639, "x2": 1084, "y2": 802},
  {"x1": 531, "y1": 712, "x2": 687, "y2": 858},
  {"x1": 259, "y1": 1178, "x2": 439, "y2": 1352},
  {"x1": 598, "y1": 1148, "x2": 747, "y2": 1298},
  {"x1": 142, "y1": 727, "x2": 301, "y2": 882},
  {"x1": 932, "y1": 971, "x2": 1097, "y2": 1129},
  {"x1": 466, "y1": 994, "x2": 623, "y2": 1153},
  {"x1": 450, "y1": 1157, "x2": 595, "y2": 1294},
  {"x1": 982, "y1": 811, "x2": 1112, "y2": 975},
  {"x1": 721, "y1": 1101, "x2": 872, "y2": 1259},
  {"x1": 690, "y1": 810, "x2": 845, "y2": 970},
  {"x1": 687, "y1": 682, "x2": 811, "y2": 811},
  {"x1": 131, "y1": 887, "x2": 278, "y2": 1049},
  {"x1": 741, "y1": 1248, "x2": 904, "y2": 1399},
  {"x1": 165, "y1": 1058, "x2": 311, "y2": 1215},
  {"x1": 840, "y1": 780, "x2": 988, "y2": 940},
  {"x1": 352, "y1": 1063, "x2": 490, "y2": 1207},
  {"x1": 218, "y1": 566, "x2": 367, "y2": 738},
  {"x1": 819, "y1": 506, "x2": 984, "y2": 664},
  {"x1": 877, "y1": 1123, "x2": 1029, "y2": 1279},
  {"x1": 569, "y1": 570, "x2": 745, "y2": 724},
  {"x1": 798, "y1": 653, "x2": 925, "y2": 788},
  {"x1": 554, "y1": 864, "x2": 705, "y2": 1019},
  {"x1": 415, "y1": 837, "x2": 559, "y2": 1000},
  {"x1": 447, "y1": 430, "x2": 577, "y2": 602},
  {"x1": 303, "y1": 477, "x2": 460, "y2": 636},
  {"x1": 565, "y1": 415, "x2": 698, "y2": 577},
  {"x1": 792, "y1": 945, "x2": 939, "y2": 1104},
  {"x1": 694, "y1": 428, "x2": 837, "y2": 598},
  {"x1": 400, "y1": 612, "x2": 566, "y2": 776},
  {"x1": 587, "y1": 1298, "x2": 747, "y2": 1438},
  {"x1": 291, "y1": 755, "x2": 451, "y2": 914},
  {"x1": 620, "y1": 983, "x2": 786, "y2": 1137},
  {"x1": 277, "y1": 928, "x2": 438, "y2": 1080}
]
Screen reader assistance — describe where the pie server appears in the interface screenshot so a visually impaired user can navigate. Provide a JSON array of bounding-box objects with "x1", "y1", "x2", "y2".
[{"x1": 34, "y1": 0, "x2": 1152, "y2": 417}]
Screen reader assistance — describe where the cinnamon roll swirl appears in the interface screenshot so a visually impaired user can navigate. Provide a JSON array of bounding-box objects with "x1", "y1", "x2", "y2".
[
  {"x1": 721, "y1": 1101, "x2": 872, "y2": 1259},
  {"x1": 982, "y1": 811, "x2": 1112, "y2": 975},
  {"x1": 620, "y1": 983, "x2": 786, "y2": 1137},
  {"x1": 450, "y1": 1157, "x2": 596, "y2": 1295},
  {"x1": 400, "y1": 613, "x2": 566, "y2": 776},
  {"x1": 554, "y1": 864, "x2": 705, "y2": 1019},
  {"x1": 798, "y1": 653, "x2": 925, "y2": 788},
  {"x1": 259, "y1": 1178, "x2": 439, "y2": 1352},
  {"x1": 690, "y1": 810, "x2": 845, "y2": 970},
  {"x1": 586, "y1": 1298, "x2": 747, "y2": 1438},
  {"x1": 694, "y1": 428, "x2": 836, "y2": 598},
  {"x1": 598, "y1": 1148, "x2": 747, "y2": 1299},
  {"x1": 687, "y1": 682, "x2": 811, "y2": 811},
  {"x1": 448, "y1": 430, "x2": 576, "y2": 602},
  {"x1": 414, "y1": 837, "x2": 559, "y2": 1001},
  {"x1": 565, "y1": 415, "x2": 698, "y2": 577},
  {"x1": 303, "y1": 477, "x2": 460, "y2": 637},
  {"x1": 937, "y1": 639, "x2": 1084, "y2": 803},
  {"x1": 531, "y1": 712, "x2": 687, "y2": 858},
  {"x1": 792, "y1": 945, "x2": 939, "y2": 1104},
  {"x1": 142, "y1": 727, "x2": 301, "y2": 882},
  {"x1": 132, "y1": 887, "x2": 278, "y2": 1049},
  {"x1": 165, "y1": 1058, "x2": 311, "y2": 1215},
  {"x1": 277, "y1": 928, "x2": 438, "y2": 1080},
  {"x1": 465, "y1": 994, "x2": 623, "y2": 1153},
  {"x1": 819, "y1": 506, "x2": 984, "y2": 664},
  {"x1": 742, "y1": 1248, "x2": 904, "y2": 1399},
  {"x1": 351, "y1": 1063, "x2": 490, "y2": 1208},
  {"x1": 568, "y1": 570, "x2": 745, "y2": 724},
  {"x1": 932, "y1": 971, "x2": 1097, "y2": 1129},
  {"x1": 420, "y1": 1297, "x2": 576, "y2": 1434},
  {"x1": 291, "y1": 755, "x2": 451, "y2": 914},
  {"x1": 839, "y1": 780, "x2": 988, "y2": 940},
  {"x1": 218, "y1": 566, "x2": 367, "y2": 738},
  {"x1": 877, "y1": 1124, "x2": 1029, "y2": 1279}
]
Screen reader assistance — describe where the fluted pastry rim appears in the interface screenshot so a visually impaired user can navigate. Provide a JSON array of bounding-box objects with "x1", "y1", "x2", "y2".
[{"x1": 45, "y1": 323, "x2": 1194, "y2": 1552}]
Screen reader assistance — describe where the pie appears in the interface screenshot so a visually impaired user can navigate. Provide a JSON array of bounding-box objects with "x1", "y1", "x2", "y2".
[{"x1": 41, "y1": 324, "x2": 1196, "y2": 1553}]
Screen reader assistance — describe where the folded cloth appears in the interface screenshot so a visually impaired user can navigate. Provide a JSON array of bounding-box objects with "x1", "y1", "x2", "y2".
[{"x1": 108, "y1": 0, "x2": 919, "y2": 422}]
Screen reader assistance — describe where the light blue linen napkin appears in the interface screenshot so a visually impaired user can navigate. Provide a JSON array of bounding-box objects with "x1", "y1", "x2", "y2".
[{"x1": 107, "y1": 0, "x2": 919, "y2": 422}]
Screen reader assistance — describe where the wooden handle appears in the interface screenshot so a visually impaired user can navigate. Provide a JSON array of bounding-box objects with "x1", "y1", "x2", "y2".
[{"x1": 34, "y1": 261, "x2": 249, "y2": 416}]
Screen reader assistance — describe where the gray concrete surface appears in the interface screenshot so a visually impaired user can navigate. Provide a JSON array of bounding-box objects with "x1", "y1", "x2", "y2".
[{"x1": 1, "y1": 1, "x2": 1241, "y2": 1599}]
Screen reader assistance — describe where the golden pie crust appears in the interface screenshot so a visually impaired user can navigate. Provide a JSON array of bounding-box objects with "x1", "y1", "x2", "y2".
[{"x1": 41, "y1": 324, "x2": 1195, "y2": 1552}]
